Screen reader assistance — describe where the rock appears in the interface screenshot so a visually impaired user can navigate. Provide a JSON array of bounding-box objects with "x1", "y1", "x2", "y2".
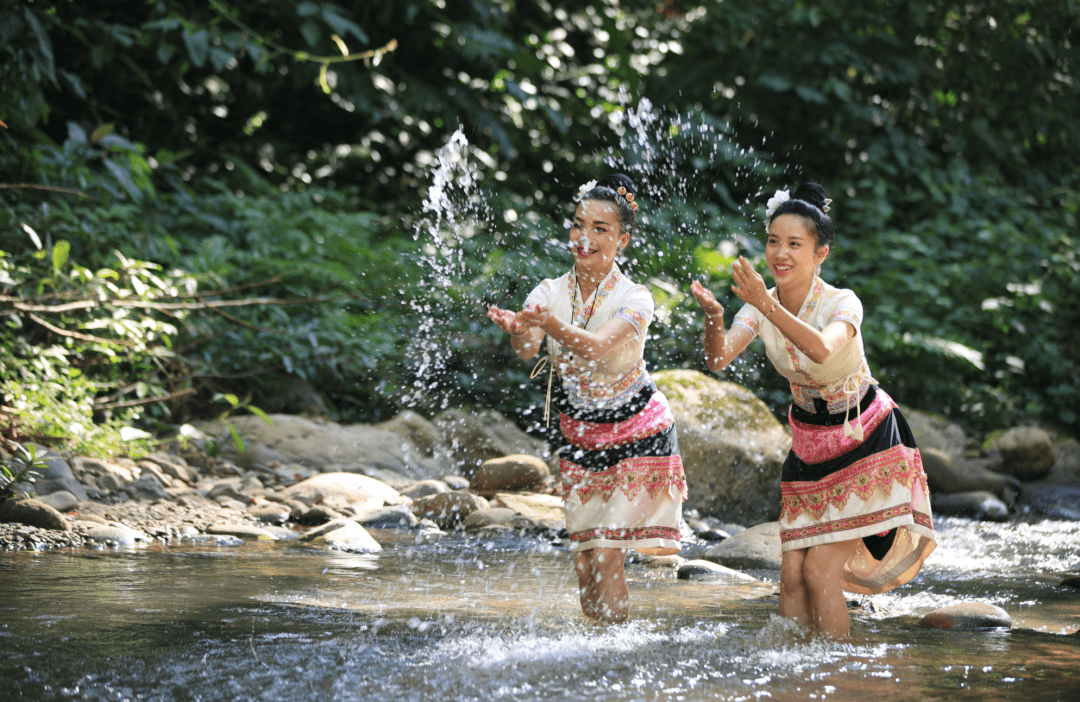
[
  {"x1": 296, "y1": 505, "x2": 344, "y2": 526},
  {"x1": 261, "y1": 525, "x2": 300, "y2": 540},
  {"x1": 207, "y1": 479, "x2": 248, "y2": 502},
  {"x1": 84, "y1": 523, "x2": 149, "y2": 546},
  {"x1": 903, "y1": 410, "x2": 970, "y2": 457},
  {"x1": 921, "y1": 448, "x2": 1021, "y2": 502},
  {"x1": 1059, "y1": 576, "x2": 1080, "y2": 589},
  {"x1": 701, "y1": 521, "x2": 781, "y2": 570},
  {"x1": 70, "y1": 456, "x2": 137, "y2": 485},
  {"x1": 1019, "y1": 484, "x2": 1080, "y2": 520},
  {"x1": 463, "y1": 507, "x2": 519, "y2": 530},
  {"x1": 252, "y1": 373, "x2": 332, "y2": 417},
  {"x1": 0, "y1": 497, "x2": 70, "y2": 531},
  {"x1": 698, "y1": 528, "x2": 731, "y2": 542},
  {"x1": 442, "y1": 475, "x2": 470, "y2": 491},
  {"x1": 201, "y1": 414, "x2": 446, "y2": 481},
  {"x1": 376, "y1": 410, "x2": 451, "y2": 461},
  {"x1": 932, "y1": 491, "x2": 1010, "y2": 521},
  {"x1": 433, "y1": 409, "x2": 546, "y2": 476},
  {"x1": 400, "y1": 479, "x2": 448, "y2": 500},
  {"x1": 300, "y1": 518, "x2": 355, "y2": 540},
  {"x1": 249, "y1": 504, "x2": 291, "y2": 525},
  {"x1": 919, "y1": 603, "x2": 1012, "y2": 630},
  {"x1": 677, "y1": 559, "x2": 758, "y2": 581},
  {"x1": 414, "y1": 491, "x2": 489, "y2": 527},
  {"x1": 18, "y1": 443, "x2": 89, "y2": 501},
  {"x1": 137, "y1": 461, "x2": 175, "y2": 488},
  {"x1": 1046, "y1": 440, "x2": 1080, "y2": 485},
  {"x1": 638, "y1": 554, "x2": 685, "y2": 569},
  {"x1": 142, "y1": 452, "x2": 196, "y2": 483},
  {"x1": 35, "y1": 490, "x2": 80, "y2": 513},
  {"x1": 206, "y1": 523, "x2": 278, "y2": 540},
  {"x1": 355, "y1": 466, "x2": 416, "y2": 490},
  {"x1": 234, "y1": 444, "x2": 284, "y2": 471},
  {"x1": 653, "y1": 370, "x2": 789, "y2": 524},
  {"x1": 121, "y1": 473, "x2": 169, "y2": 502},
  {"x1": 356, "y1": 505, "x2": 420, "y2": 529},
  {"x1": 183, "y1": 533, "x2": 244, "y2": 546},
  {"x1": 987, "y1": 427, "x2": 1055, "y2": 481},
  {"x1": 471, "y1": 454, "x2": 550, "y2": 494},
  {"x1": 281, "y1": 472, "x2": 400, "y2": 511},
  {"x1": 491, "y1": 492, "x2": 565, "y2": 531},
  {"x1": 309, "y1": 520, "x2": 381, "y2": 553}
]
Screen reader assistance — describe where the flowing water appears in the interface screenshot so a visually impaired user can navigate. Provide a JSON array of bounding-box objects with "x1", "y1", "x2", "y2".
[{"x1": 2, "y1": 516, "x2": 1078, "y2": 701}]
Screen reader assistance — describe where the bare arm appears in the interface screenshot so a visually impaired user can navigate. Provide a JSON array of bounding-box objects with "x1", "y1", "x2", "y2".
[
  {"x1": 730, "y1": 257, "x2": 854, "y2": 364},
  {"x1": 488, "y1": 305, "x2": 546, "y2": 361},
  {"x1": 691, "y1": 279, "x2": 755, "y2": 371},
  {"x1": 527, "y1": 307, "x2": 639, "y2": 363}
]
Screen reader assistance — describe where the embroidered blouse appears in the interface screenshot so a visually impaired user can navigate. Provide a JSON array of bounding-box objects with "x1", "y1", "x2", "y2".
[
  {"x1": 732, "y1": 276, "x2": 874, "y2": 414},
  {"x1": 524, "y1": 264, "x2": 653, "y2": 411}
]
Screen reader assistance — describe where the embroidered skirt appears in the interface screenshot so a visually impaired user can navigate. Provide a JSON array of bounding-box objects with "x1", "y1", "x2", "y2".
[
  {"x1": 555, "y1": 378, "x2": 687, "y2": 555},
  {"x1": 779, "y1": 386, "x2": 936, "y2": 595}
]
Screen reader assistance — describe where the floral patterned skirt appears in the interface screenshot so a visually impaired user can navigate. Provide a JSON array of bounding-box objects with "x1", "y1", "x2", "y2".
[
  {"x1": 556, "y1": 378, "x2": 686, "y2": 554},
  {"x1": 780, "y1": 386, "x2": 937, "y2": 594}
]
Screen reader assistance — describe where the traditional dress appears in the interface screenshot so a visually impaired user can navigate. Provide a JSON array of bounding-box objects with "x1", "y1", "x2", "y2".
[
  {"x1": 733, "y1": 276, "x2": 936, "y2": 594},
  {"x1": 525, "y1": 264, "x2": 686, "y2": 554}
]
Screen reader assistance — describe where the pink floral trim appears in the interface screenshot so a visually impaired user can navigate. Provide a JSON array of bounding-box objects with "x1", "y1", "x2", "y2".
[
  {"x1": 568, "y1": 267, "x2": 621, "y2": 327},
  {"x1": 780, "y1": 445, "x2": 928, "y2": 522},
  {"x1": 780, "y1": 505, "x2": 934, "y2": 544},
  {"x1": 832, "y1": 307, "x2": 862, "y2": 329},
  {"x1": 731, "y1": 312, "x2": 759, "y2": 337},
  {"x1": 560, "y1": 393, "x2": 674, "y2": 450},
  {"x1": 615, "y1": 306, "x2": 649, "y2": 334},
  {"x1": 789, "y1": 358, "x2": 874, "y2": 414},
  {"x1": 561, "y1": 456, "x2": 688, "y2": 504},
  {"x1": 570, "y1": 525, "x2": 680, "y2": 545},
  {"x1": 789, "y1": 392, "x2": 898, "y2": 464}
]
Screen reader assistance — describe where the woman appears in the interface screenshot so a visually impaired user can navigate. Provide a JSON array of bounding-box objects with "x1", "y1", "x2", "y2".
[
  {"x1": 488, "y1": 173, "x2": 687, "y2": 624},
  {"x1": 691, "y1": 182, "x2": 935, "y2": 638}
]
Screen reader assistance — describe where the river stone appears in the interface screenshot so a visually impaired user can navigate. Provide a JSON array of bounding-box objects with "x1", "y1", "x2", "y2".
[
  {"x1": 987, "y1": 427, "x2": 1055, "y2": 481},
  {"x1": 84, "y1": 523, "x2": 149, "y2": 546},
  {"x1": 142, "y1": 452, "x2": 196, "y2": 483},
  {"x1": 281, "y1": 472, "x2": 400, "y2": 511},
  {"x1": 701, "y1": 521, "x2": 782, "y2": 570},
  {"x1": 206, "y1": 523, "x2": 278, "y2": 540},
  {"x1": 34, "y1": 490, "x2": 80, "y2": 513},
  {"x1": 70, "y1": 456, "x2": 137, "y2": 485},
  {"x1": 903, "y1": 409, "x2": 970, "y2": 457},
  {"x1": 183, "y1": 533, "x2": 244, "y2": 546},
  {"x1": 296, "y1": 505, "x2": 344, "y2": 526},
  {"x1": 249, "y1": 503, "x2": 291, "y2": 525},
  {"x1": 442, "y1": 475, "x2": 471, "y2": 490},
  {"x1": 1060, "y1": 576, "x2": 1080, "y2": 589},
  {"x1": 201, "y1": 413, "x2": 447, "y2": 481},
  {"x1": 932, "y1": 491, "x2": 1010, "y2": 521},
  {"x1": 919, "y1": 603, "x2": 1012, "y2": 630},
  {"x1": 300, "y1": 518, "x2": 354, "y2": 540},
  {"x1": 463, "y1": 507, "x2": 519, "y2": 530},
  {"x1": 311, "y1": 520, "x2": 382, "y2": 553},
  {"x1": 1046, "y1": 439, "x2": 1080, "y2": 485},
  {"x1": 433, "y1": 408, "x2": 546, "y2": 476},
  {"x1": 639, "y1": 554, "x2": 685, "y2": 569},
  {"x1": 137, "y1": 461, "x2": 174, "y2": 488},
  {"x1": 376, "y1": 410, "x2": 451, "y2": 461},
  {"x1": 653, "y1": 370, "x2": 789, "y2": 524},
  {"x1": 357, "y1": 505, "x2": 420, "y2": 529},
  {"x1": 0, "y1": 497, "x2": 70, "y2": 531},
  {"x1": 121, "y1": 473, "x2": 169, "y2": 501},
  {"x1": 492, "y1": 492, "x2": 565, "y2": 531},
  {"x1": 678, "y1": 559, "x2": 757, "y2": 581},
  {"x1": 355, "y1": 466, "x2": 416, "y2": 490},
  {"x1": 472, "y1": 454, "x2": 550, "y2": 494},
  {"x1": 921, "y1": 448, "x2": 1021, "y2": 502},
  {"x1": 400, "y1": 479, "x2": 448, "y2": 500},
  {"x1": 1018, "y1": 484, "x2": 1080, "y2": 520},
  {"x1": 17, "y1": 443, "x2": 89, "y2": 501},
  {"x1": 414, "y1": 491, "x2": 489, "y2": 526},
  {"x1": 234, "y1": 443, "x2": 284, "y2": 471}
]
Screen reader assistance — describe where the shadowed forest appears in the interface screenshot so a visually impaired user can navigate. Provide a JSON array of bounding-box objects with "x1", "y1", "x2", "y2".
[{"x1": 2, "y1": 0, "x2": 1078, "y2": 457}]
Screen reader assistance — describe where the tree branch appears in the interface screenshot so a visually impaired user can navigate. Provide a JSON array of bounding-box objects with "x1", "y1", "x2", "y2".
[
  {"x1": 93, "y1": 387, "x2": 197, "y2": 410},
  {"x1": 27, "y1": 313, "x2": 134, "y2": 347}
]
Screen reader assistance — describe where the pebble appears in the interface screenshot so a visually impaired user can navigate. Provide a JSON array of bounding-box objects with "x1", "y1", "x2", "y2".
[
  {"x1": 677, "y1": 559, "x2": 758, "y2": 581},
  {"x1": 919, "y1": 602, "x2": 1012, "y2": 630}
]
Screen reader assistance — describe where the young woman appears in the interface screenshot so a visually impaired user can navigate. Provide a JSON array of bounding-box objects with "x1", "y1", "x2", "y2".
[
  {"x1": 691, "y1": 182, "x2": 936, "y2": 638},
  {"x1": 488, "y1": 173, "x2": 686, "y2": 623}
]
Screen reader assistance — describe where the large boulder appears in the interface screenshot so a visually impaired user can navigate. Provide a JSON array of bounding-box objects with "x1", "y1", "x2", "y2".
[
  {"x1": 433, "y1": 409, "x2": 546, "y2": 476},
  {"x1": 376, "y1": 411, "x2": 452, "y2": 463},
  {"x1": 1018, "y1": 484, "x2": 1080, "y2": 520},
  {"x1": 413, "y1": 491, "x2": 489, "y2": 527},
  {"x1": 0, "y1": 497, "x2": 70, "y2": 531},
  {"x1": 18, "y1": 444, "x2": 88, "y2": 501},
  {"x1": 1046, "y1": 439, "x2": 1080, "y2": 485},
  {"x1": 653, "y1": 370, "x2": 788, "y2": 524},
  {"x1": 280, "y1": 472, "x2": 401, "y2": 511},
  {"x1": 202, "y1": 414, "x2": 447, "y2": 480},
  {"x1": 471, "y1": 455, "x2": 550, "y2": 494},
  {"x1": 921, "y1": 448, "x2": 1021, "y2": 503},
  {"x1": 987, "y1": 427, "x2": 1056, "y2": 481},
  {"x1": 701, "y1": 521, "x2": 782, "y2": 570},
  {"x1": 903, "y1": 409, "x2": 971, "y2": 457},
  {"x1": 931, "y1": 491, "x2": 1010, "y2": 521},
  {"x1": 919, "y1": 603, "x2": 1012, "y2": 630}
]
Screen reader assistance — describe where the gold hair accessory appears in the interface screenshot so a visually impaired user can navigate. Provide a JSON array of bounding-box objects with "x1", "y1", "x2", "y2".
[{"x1": 616, "y1": 186, "x2": 639, "y2": 211}]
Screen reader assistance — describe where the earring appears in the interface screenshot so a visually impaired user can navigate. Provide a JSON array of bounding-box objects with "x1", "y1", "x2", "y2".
[
  {"x1": 617, "y1": 246, "x2": 624, "y2": 255},
  {"x1": 815, "y1": 263, "x2": 822, "y2": 278}
]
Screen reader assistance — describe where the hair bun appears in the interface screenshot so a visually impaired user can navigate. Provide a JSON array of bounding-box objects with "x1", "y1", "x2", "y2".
[
  {"x1": 596, "y1": 173, "x2": 637, "y2": 198},
  {"x1": 792, "y1": 182, "x2": 828, "y2": 211}
]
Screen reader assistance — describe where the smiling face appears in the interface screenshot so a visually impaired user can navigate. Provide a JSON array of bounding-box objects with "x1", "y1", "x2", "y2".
[
  {"x1": 570, "y1": 199, "x2": 629, "y2": 279},
  {"x1": 766, "y1": 214, "x2": 829, "y2": 293}
]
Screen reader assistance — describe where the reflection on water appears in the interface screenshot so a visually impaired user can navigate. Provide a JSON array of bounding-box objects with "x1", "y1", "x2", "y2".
[{"x1": 1, "y1": 517, "x2": 1078, "y2": 701}]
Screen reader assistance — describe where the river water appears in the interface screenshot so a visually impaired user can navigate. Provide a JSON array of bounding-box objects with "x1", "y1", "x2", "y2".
[{"x1": 2, "y1": 516, "x2": 1078, "y2": 701}]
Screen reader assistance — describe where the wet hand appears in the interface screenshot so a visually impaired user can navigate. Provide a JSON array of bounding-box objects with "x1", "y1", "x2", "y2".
[
  {"x1": 488, "y1": 305, "x2": 527, "y2": 335},
  {"x1": 690, "y1": 280, "x2": 723, "y2": 317},
  {"x1": 731, "y1": 256, "x2": 770, "y2": 309},
  {"x1": 517, "y1": 303, "x2": 550, "y2": 329}
]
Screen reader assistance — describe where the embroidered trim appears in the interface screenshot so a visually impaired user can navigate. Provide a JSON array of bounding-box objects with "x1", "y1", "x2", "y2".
[
  {"x1": 559, "y1": 394, "x2": 673, "y2": 450},
  {"x1": 780, "y1": 445, "x2": 927, "y2": 522},
  {"x1": 561, "y1": 456, "x2": 688, "y2": 504},
  {"x1": 790, "y1": 358, "x2": 876, "y2": 414},
  {"x1": 570, "y1": 525, "x2": 680, "y2": 544},
  {"x1": 615, "y1": 306, "x2": 649, "y2": 334},
  {"x1": 832, "y1": 307, "x2": 862, "y2": 329},
  {"x1": 780, "y1": 505, "x2": 934, "y2": 543},
  {"x1": 568, "y1": 266, "x2": 621, "y2": 328}
]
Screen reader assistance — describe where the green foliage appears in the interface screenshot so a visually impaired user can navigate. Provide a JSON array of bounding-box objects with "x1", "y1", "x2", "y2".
[{"x1": 0, "y1": 444, "x2": 49, "y2": 501}]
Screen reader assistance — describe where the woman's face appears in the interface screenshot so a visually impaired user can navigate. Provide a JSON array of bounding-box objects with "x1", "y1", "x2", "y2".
[
  {"x1": 570, "y1": 199, "x2": 628, "y2": 277},
  {"x1": 765, "y1": 214, "x2": 829, "y2": 289}
]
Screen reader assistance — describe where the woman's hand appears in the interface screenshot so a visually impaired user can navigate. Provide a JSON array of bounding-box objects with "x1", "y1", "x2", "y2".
[
  {"x1": 517, "y1": 303, "x2": 551, "y2": 330},
  {"x1": 731, "y1": 256, "x2": 772, "y2": 311},
  {"x1": 690, "y1": 280, "x2": 724, "y2": 318},
  {"x1": 488, "y1": 305, "x2": 527, "y2": 335}
]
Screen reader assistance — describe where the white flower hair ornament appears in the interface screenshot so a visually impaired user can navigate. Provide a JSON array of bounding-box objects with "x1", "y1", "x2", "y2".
[
  {"x1": 764, "y1": 189, "x2": 790, "y2": 219},
  {"x1": 576, "y1": 179, "x2": 598, "y2": 201}
]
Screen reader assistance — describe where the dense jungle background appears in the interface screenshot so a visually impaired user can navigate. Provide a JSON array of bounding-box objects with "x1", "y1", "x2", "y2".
[{"x1": 1, "y1": 0, "x2": 1078, "y2": 457}]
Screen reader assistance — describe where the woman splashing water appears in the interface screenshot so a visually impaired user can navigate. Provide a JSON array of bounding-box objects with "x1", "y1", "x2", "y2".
[
  {"x1": 691, "y1": 182, "x2": 936, "y2": 638},
  {"x1": 489, "y1": 174, "x2": 687, "y2": 623}
]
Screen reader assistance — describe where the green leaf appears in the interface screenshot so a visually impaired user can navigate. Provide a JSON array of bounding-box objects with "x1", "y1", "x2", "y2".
[
  {"x1": 247, "y1": 405, "x2": 273, "y2": 425},
  {"x1": 182, "y1": 28, "x2": 209, "y2": 67},
  {"x1": 228, "y1": 423, "x2": 246, "y2": 453},
  {"x1": 52, "y1": 240, "x2": 70, "y2": 272}
]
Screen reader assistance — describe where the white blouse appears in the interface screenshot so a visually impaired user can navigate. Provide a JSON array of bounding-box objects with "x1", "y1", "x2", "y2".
[{"x1": 732, "y1": 276, "x2": 874, "y2": 415}]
